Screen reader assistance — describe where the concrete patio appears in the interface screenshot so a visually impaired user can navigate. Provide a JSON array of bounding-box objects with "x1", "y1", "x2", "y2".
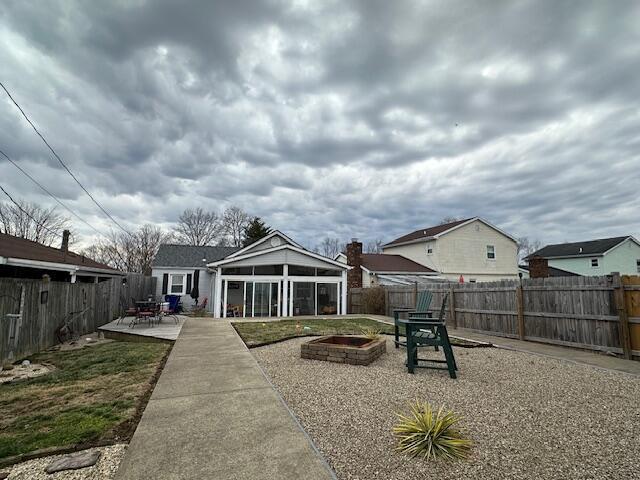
[
  {"x1": 115, "y1": 317, "x2": 335, "y2": 480},
  {"x1": 99, "y1": 315, "x2": 186, "y2": 342}
]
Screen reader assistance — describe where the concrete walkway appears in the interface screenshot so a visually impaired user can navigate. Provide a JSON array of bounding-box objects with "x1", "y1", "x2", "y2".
[{"x1": 115, "y1": 318, "x2": 335, "y2": 480}]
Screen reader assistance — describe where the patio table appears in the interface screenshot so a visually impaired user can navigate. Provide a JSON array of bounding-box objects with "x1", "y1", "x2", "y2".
[{"x1": 133, "y1": 301, "x2": 159, "y2": 328}]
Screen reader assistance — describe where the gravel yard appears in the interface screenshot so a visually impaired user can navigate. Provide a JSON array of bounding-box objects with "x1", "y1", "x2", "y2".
[
  {"x1": 253, "y1": 337, "x2": 640, "y2": 480},
  {"x1": 3, "y1": 445, "x2": 126, "y2": 479}
]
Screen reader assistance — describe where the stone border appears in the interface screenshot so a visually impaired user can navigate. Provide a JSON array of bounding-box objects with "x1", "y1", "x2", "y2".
[{"x1": 301, "y1": 336, "x2": 386, "y2": 365}]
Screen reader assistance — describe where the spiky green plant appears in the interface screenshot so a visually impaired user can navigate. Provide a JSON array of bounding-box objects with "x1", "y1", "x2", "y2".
[
  {"x1": 393, "y1": 401, "x2": 472, "y2": 461},
  {"x1": 360, "y1": 326, "x2": 382, "y2": 340}
]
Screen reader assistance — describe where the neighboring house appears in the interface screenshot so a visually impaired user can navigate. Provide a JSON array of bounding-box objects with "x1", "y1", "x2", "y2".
[
  {"x1": 526, "y1": 236, "x2": 640, "y2": 276},
  {"x1": 336, "y1": 243, "x2": 442, "y2": 286},
  {"x1": 151, "y1": 230, "x2": 350, "y2": 318},
  {"x1": 382, "y1": 217, "x2": 519, "y2": 282},
  {"x1": 0, "y1": 230, "x2": 122, "y2": 282}
]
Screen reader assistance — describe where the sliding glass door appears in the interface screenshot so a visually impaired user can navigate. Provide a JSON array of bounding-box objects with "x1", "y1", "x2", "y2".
[{"x1": 292, "y1": 282, "x2": 315, "y2": 316}]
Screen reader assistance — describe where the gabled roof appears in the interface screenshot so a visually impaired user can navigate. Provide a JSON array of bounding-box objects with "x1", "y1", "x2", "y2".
[
  {"x1": 384, "y1": 218, "x2": 472, "y2": 247},
  {"x1": 225, "y1": 230, "x2": 303, "y2": 259},
  {"x1": 361, "y1": 254, "x2": 437, "y2": 274},
  {"x1": 0, "y1": 232, "x2": 120, "y2": 274},
  {"x1": 153, "y1": 244, "x2": 240, "y2": 268},
  {"x1": 207, "y1": 243, "x2": 349, "y2": 269},
  {"x1": 527, "y1": 236, "x2": 633, "y2": 259},
  {"x1": 384, "y1": 217, "x2": 518, "y2": 247}
]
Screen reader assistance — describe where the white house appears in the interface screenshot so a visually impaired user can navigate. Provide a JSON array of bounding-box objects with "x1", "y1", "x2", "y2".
[
  {"x1": 151, "y1": 231, "x2": 349, "y2": 318},
  {"x1": 382, "y1": 217, "x2": 519, "y2": 282}
]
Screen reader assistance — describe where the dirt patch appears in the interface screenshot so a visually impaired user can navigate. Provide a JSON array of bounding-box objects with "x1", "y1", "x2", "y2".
[
  {"x1": 50, "y1": 332, "x2": 114, "y2": 352},
  {"x1": 0, "y1": 363, "x2": 55, "y2": 385}
]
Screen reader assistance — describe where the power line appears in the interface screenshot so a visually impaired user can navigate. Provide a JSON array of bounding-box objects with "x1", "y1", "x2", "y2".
[
  {"x1": 0, "y1": 147, "x2": 108, "y2": 239},
  {"x1": 0, "y1": 81, "x2": 131, "y2": 236},
  {"x1": 0, "y1": 183, "x2": 62, "y2": 240}
]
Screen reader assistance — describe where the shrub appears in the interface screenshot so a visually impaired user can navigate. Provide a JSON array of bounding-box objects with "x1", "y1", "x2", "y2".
[
  {"x1": 393, "y1": 401, "x2": 472, "y2": 461},
  {"x1": 360, "y1": 326, "x2": 382, "y2": 340},
  {"x1": 361, "y1": 286, "x2": 386, "y2": 315}
]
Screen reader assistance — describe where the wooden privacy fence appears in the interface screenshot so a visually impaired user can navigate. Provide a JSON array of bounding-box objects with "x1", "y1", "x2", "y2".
[
  {"x1": 350, "y1": 273, "x2": 640, "y2": 360},
  {"x1": 0, "y1": 274, "x2": 156, "y2": 364}
]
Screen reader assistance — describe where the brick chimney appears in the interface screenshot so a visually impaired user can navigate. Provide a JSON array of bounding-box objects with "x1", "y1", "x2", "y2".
[
  {"x1": 346, "y1": 238, "x2": 363, "y2": 289},
  {"x1": 528, "y1": 255, "x2": 549, "y2": 278},
  {"x1": 61, "y1": 229, "x2": 70, "y2": 256}
]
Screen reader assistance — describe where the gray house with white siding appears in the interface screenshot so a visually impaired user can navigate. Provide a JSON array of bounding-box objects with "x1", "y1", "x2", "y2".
[{"x1": 151, "y1": 231, "x2": 349, "y2": 318}]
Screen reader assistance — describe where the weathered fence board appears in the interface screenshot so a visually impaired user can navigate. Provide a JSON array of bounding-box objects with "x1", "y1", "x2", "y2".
[
  {"x1": 0, "y1": 274, "x2": 156, "y2": 363},
  {"x1": 349, "y1": 273, "x2": 640, "y2": 360}
]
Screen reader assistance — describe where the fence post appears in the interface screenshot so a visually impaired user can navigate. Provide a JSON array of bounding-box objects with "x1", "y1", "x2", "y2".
[
  {"x1": 516, "y1": 284, "x2": 525, "y2": 340},
  {"x1": 448, "y1": 283, "x2": 457, "y2": 329},
  {"x1": 611, "y1": 272, "x2": 632, "y2": 360},
  {"x1": 413, "y1": 282, "x2": 418, "y2": 308}
]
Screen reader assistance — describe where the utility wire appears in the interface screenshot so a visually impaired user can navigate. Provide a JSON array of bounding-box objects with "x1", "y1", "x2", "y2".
[
  {"x1": 0, "y1": 147, "x2": 108, "y2": 240},
  {"x1": 0, "y1": 183, "x2": 62, "y2": 239},
  {"x1": 0, "y1": 81, "x2": 131, "y2": 236}
]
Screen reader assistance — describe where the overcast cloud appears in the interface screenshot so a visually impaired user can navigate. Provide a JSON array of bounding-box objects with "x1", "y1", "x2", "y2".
[{"x1": 1, "y1": 0, "x2": 639, "y2": 249}]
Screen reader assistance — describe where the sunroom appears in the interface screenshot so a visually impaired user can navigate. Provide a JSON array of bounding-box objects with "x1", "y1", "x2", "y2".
[{"x1": 207, "y1": 232, "x2": 349, "y2": 319}]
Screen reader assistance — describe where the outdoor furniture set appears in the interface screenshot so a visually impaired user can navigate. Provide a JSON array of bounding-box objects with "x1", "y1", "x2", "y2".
[
  {"x1": 393, "y1": 290, "x2": 458, "y2": 378},
  {"x1": 118, "y1": 295, "x2": 181, "y2": 328}
]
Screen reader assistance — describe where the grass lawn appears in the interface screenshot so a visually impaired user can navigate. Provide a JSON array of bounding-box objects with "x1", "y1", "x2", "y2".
[
  {"x1": 0, "y1": 341, "x2": 170, "y2": 461},
  {"x1": 232, "y1": 317, "x2": 395, "y2": 347}
]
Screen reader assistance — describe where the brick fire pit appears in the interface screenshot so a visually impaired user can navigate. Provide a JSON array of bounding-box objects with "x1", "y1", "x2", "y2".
[{"x1": 301, "y1": 335, "x2": 386, "y2": 365}]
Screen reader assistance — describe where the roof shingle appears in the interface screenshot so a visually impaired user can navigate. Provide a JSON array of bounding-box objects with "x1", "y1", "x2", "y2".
[
  {"x1": 528, "y1": 236, "x2": 630, "y2": 258},
  {"x1": 385, "y1": 218, "x2": 473, "y2": 247},
  {"x1": 0, "y1": 233, "x2": 118, "y2": 272},
  {"x1": 361, "y1": 254, "x2": 436, "y2": 273},
  {"x1": 152, "y1": 244, "x2": 240, "y2": 268}
]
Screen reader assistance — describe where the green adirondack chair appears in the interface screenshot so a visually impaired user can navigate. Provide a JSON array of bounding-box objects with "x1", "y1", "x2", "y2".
[
  {"x1": 407, "y1": 290, "x2": 434, "y2": 320},
  {"x1": 393, "y1": 290, "x2": 434, "y2": 348}
]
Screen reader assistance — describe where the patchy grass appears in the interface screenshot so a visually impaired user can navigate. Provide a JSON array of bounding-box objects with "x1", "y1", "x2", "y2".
[
  {"x1": 0, "y1": 341, "x2": 169, "y2": 460},
  {"x1": 232, "y1": 317, "x2": 395, "y2": 347}
]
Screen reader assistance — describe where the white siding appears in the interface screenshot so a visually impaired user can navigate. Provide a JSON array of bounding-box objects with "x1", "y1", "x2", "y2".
[
  {"x1": 383, "y1": 219, "x2": 518, "y2": 280},
  {"x1": 151, "y1": 267, "x2": 213, "y2": 312},
  {"x1": 221, "y1": 249, "x2": 340, "y2": 269}
]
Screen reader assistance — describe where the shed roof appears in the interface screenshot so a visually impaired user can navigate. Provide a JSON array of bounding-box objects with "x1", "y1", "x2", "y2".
[
  {"x1": 0, "y1": 233, "x2": 119, "y2": 273},
  {"x1": 152, "y1": 244, "x2": 241, "y2": 268}
]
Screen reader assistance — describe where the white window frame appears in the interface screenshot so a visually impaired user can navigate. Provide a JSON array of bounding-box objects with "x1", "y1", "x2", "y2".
[
  {"x1": 590, "y1": 258, "x2": 599, "y2": 268},
  {"x1": 486, "y1": 245, "x2": 496, "y2": 260},
  {"x1": 169, "y1": 273, "x2": 186, "y2": 295},
  {"x1": 426, "y1": 244, "x2": 433, "y2": 255}
]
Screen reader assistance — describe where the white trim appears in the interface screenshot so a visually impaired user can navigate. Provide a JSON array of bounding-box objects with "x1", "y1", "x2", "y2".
[
  {"x1": 371, "y1": 270, "x2": 439, "y2": 275},
  {"x1": 1, "y1": 256, "x2": 121, "y2": 276},
  {"x1": 486, "y1": 244, "x2": 496, "y2": 260},
  {"x1": 208, "y1": 244, "x2": 350, "y2": 269},
  {"x1": 225, "y1": 230, "x2": 304, "y2": 259},
  {"x1": 602, "y1": 236, "x2": 640, "y2": 255},
  {"x1": 590, "y1": 258, "x2": 599, "y2": 268},
  {"x1": 168, "y1": 273, "x2": 187, "y2": 295}
]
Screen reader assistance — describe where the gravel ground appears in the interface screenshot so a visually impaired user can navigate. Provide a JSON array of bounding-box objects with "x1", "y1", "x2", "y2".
[
  {"x1": 253, "y1": 337, "x2": 640, "y2": 480},
  {"x1": 4, "y1": 445, "x2": 126, "y2": 480}
]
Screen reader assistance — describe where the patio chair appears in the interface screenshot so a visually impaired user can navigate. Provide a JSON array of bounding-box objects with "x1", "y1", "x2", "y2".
[
  {"x1": 159, "y1": 298, "x2": 179, "y2": 324},
  {"x1": 393, "y1": 290, "x2": 434, "y2": 348},
  {"x1": 117, "y1": 296, "x2": 137, "y2": 325},
  {"x1": 163, "y1": 295, "x2": 181, "y2": 323},
  {"x1": 404, "y1": 294, "x2": 458, "y2": 378}
]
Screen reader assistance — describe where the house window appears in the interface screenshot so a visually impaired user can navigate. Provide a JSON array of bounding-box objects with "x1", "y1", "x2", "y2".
[
  {"x1": 426, "y1": 245, "x2": 433, "y2": 255},
  {"x1": 486, "y1": 245, "x2": 496, "y2": 260},
  {"x1": 591, "y1": 258, "x2": 599, "y2": 268},
  {"x1": 170, "y1": 274, "x2": 185, "y2": 294},
  {"x1": 636, "y1": 259, "x2": 640, "y2": 273}
]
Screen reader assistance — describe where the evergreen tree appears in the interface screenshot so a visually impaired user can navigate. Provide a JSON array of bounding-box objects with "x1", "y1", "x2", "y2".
[{"x1": 242, "y1": 217, "x2": 272, "y2": 246}]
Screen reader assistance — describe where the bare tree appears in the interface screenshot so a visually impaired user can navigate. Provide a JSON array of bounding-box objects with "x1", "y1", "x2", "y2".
[
  {"x1": 439, "y1": 216, "x2": 462, "y2": 225},
  {"x1": 175, "y1": 207, "x2": 220, "y2": 246},
  {"x1": 316, "y1": 237, "x2": 343, "y2": 258},
  {"x1": 364, "y1": 238, "x2": 384, "y2": 253},
  {"x1": 517, "y1": 236, "x2": 542, "y2": 263},
  {"x1": 221, "y1": 206, "x2": 251, "y2": 247},
  {"x1": 0, "y1": 200, "x2": 71, "y2": 246},
  {"x1": 83, "y1": 224, "x2": 172, "y2": 274}
]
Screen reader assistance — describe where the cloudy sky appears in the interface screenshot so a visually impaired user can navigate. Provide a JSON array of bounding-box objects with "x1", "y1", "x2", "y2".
[{"x1": 1, "y1": 0, "x2": 639, "y2": 249}]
